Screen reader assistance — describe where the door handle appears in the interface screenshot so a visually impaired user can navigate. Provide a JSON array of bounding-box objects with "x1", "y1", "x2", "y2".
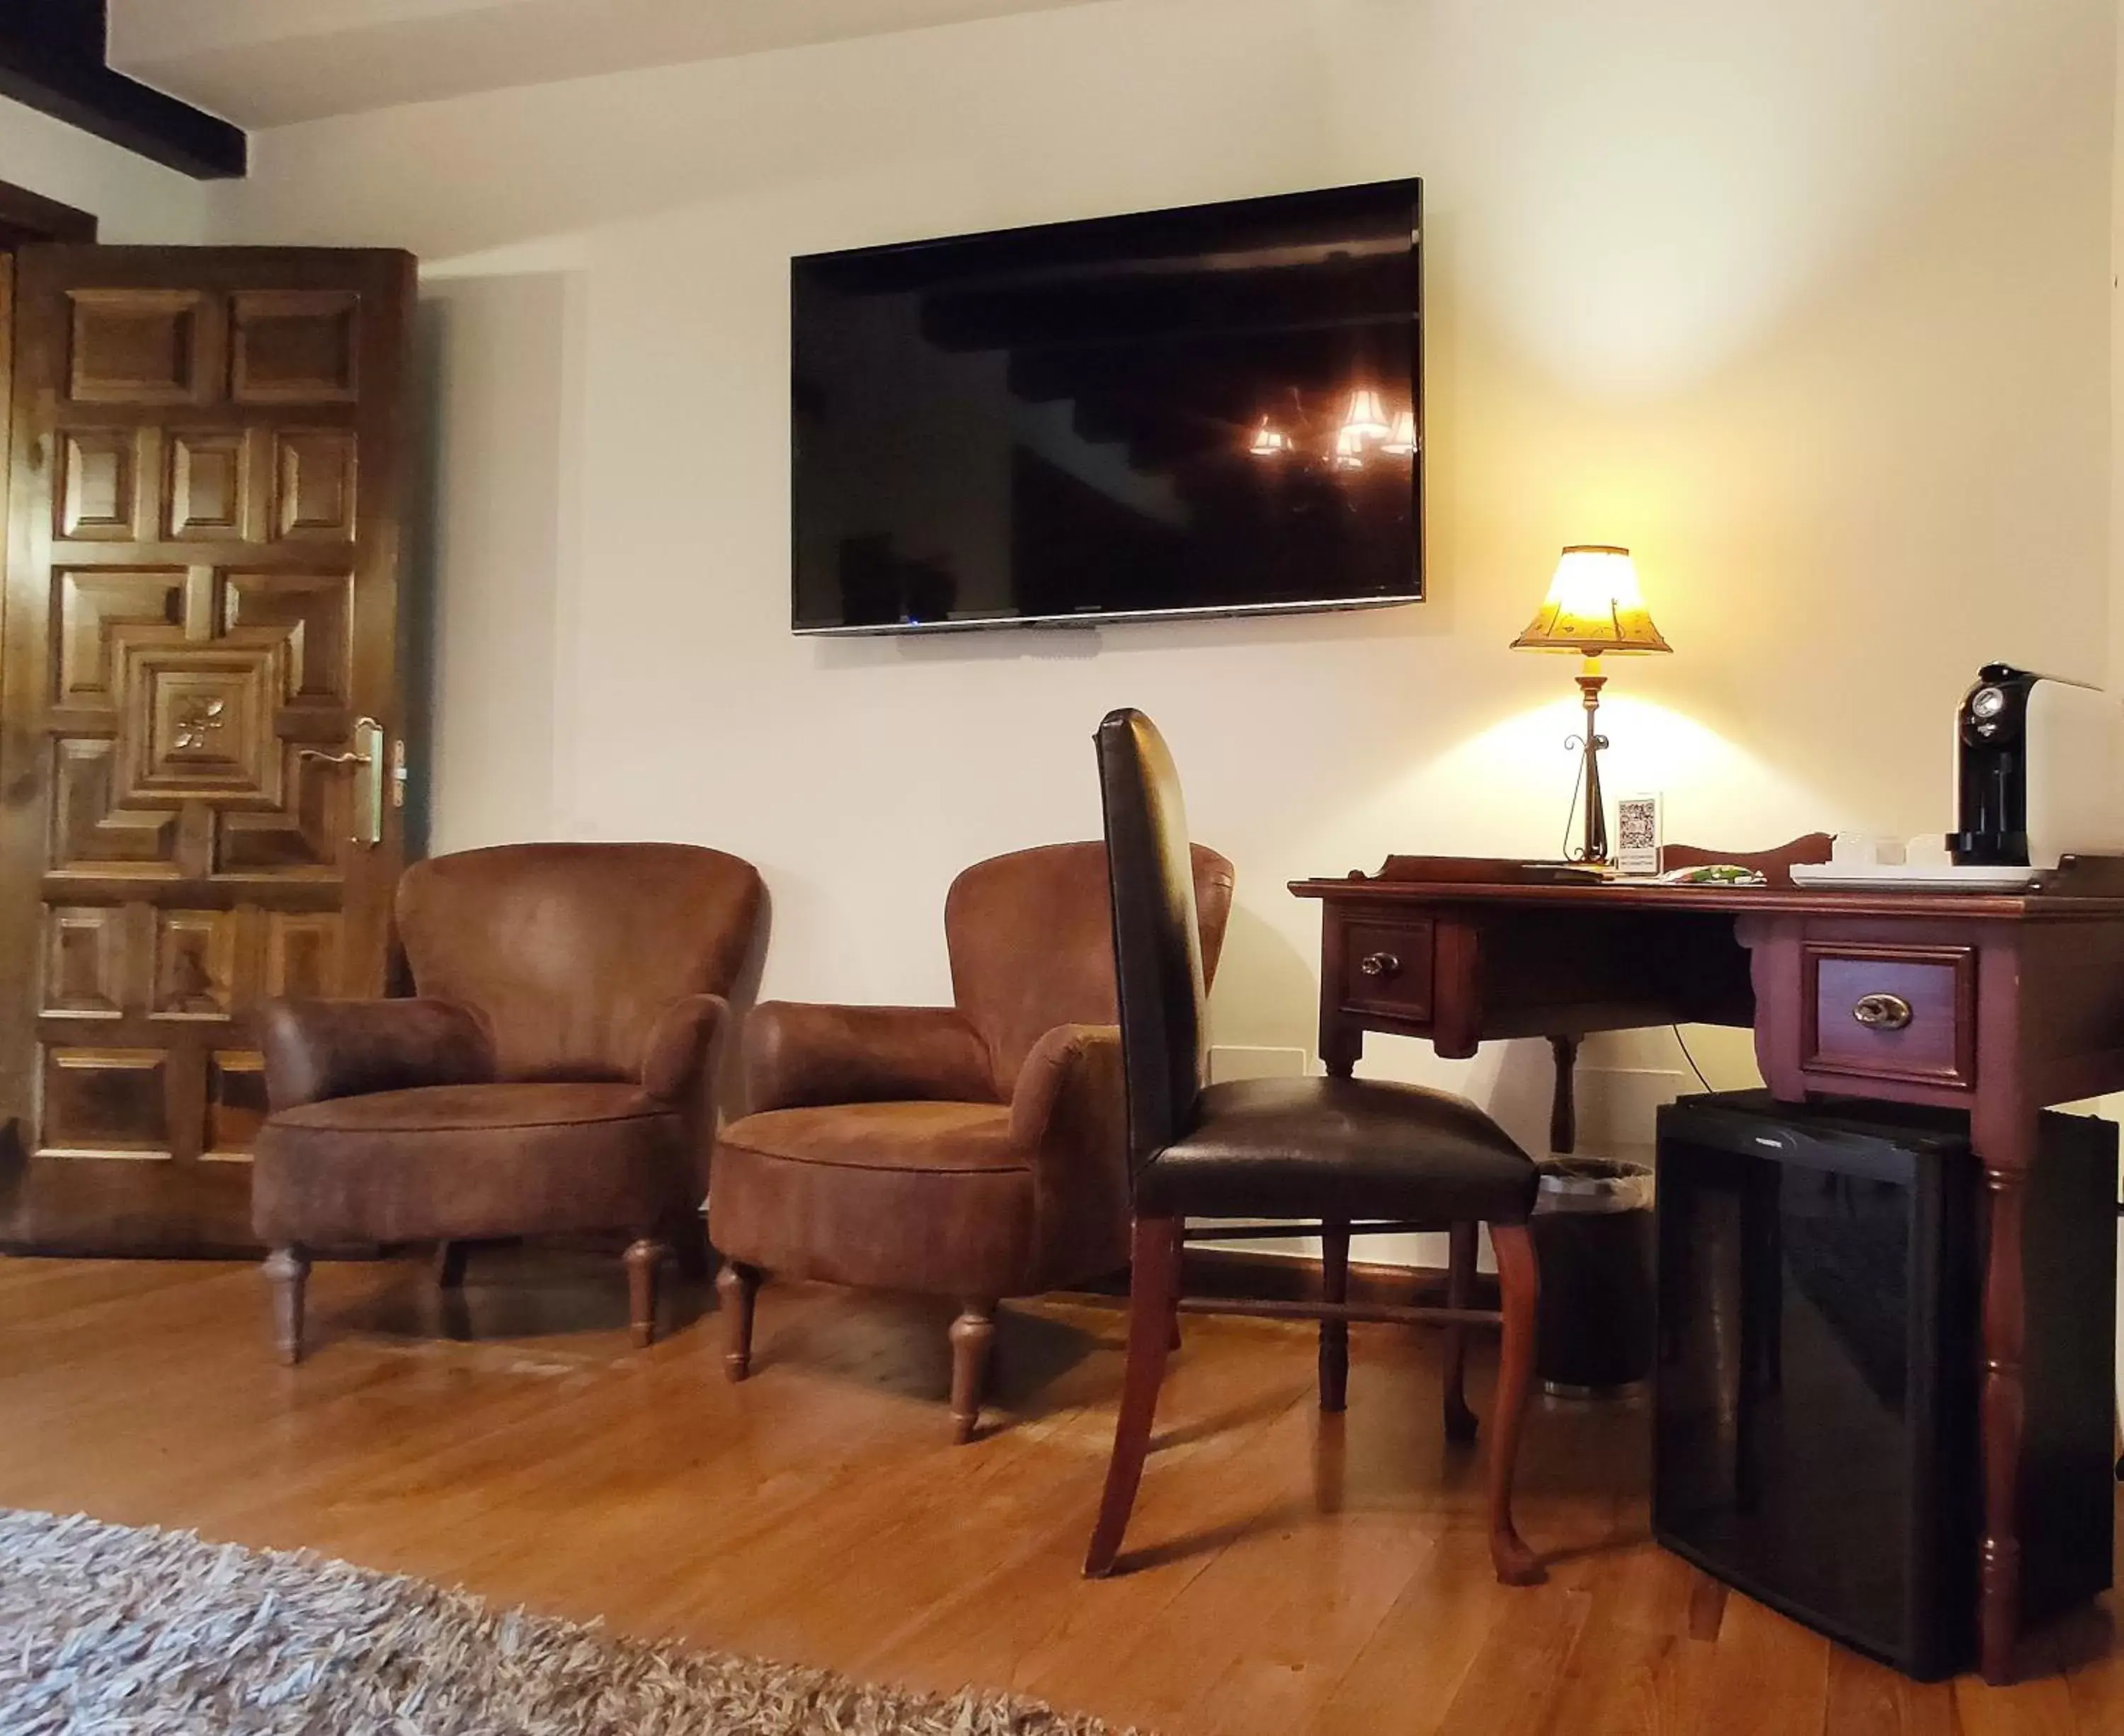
[{"x1": 297, "y1": 716, "x2": 386, "y2": 847}]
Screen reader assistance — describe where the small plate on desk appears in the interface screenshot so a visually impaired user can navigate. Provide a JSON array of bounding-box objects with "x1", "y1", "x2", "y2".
[{"x1": 1789, "y1": 862, "x2": 2041, "y2": 892}]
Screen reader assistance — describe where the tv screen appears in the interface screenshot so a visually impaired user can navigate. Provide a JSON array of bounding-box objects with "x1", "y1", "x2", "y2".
[{"x1": 790, "y1": 179, "x2": 1422, "y2": 634}]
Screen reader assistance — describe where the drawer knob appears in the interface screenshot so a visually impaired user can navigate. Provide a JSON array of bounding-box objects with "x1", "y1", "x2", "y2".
[
  {"x1": 1851, "y1": 992, "x2": 1914, "y2": 1031},
  {"x1": 1359, "y1": 952, "x2": 1401, "y2": 980}
]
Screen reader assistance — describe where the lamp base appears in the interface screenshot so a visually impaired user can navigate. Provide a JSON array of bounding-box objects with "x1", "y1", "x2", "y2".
[{"x1": 1569, "y1": 668, "x2": 1610, "y2": 866}]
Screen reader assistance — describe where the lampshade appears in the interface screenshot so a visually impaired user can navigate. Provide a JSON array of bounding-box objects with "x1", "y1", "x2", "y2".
[
  {"x1": 1247, "y1": 416, "x2": 1289, "y2": 457},
  {"x1": 1511, "y1": 545, "x2": 1672, "y2": 656},
  {"x1": 1340, "y1": 387, "x2": 1391, "y2": 439}
]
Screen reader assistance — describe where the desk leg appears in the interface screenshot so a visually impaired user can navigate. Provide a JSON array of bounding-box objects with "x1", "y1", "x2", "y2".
[
  {"x1": 1318, "y1": 912, "x2": 1361, "y2": 1080},
  {"x1": 1974, "y1": 1113, "x2": 2035, "y2": 1687},
  {"x1": 1546, "y1": 1036, "x2": 1579, "y2": 1154}
]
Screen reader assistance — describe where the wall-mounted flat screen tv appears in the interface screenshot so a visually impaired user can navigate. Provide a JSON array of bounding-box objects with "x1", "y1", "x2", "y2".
[{"x1": 791, "y1": 178, "x2": 1422, "y2": 634}]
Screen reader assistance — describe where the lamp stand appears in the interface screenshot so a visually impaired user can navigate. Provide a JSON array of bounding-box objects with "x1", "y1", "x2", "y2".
[{"x1": 1569, "y1": 663, "x2": 1609, "y2": 864}]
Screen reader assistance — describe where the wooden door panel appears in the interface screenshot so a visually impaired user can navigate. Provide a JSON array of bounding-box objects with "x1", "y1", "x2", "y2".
[
  {"x1": 65, "y1": 289, "x2": 217, "y2": 405},
  {"x1": 165, "y1": 428, "x2": 251, "y2": 539},
  {"x1": 231, "y1": 291, "x2": 360, "y2": 403},
  {"x1": 1, "y1": 246, "x2": 413, "y2": 1253},
  {"x1": 275, "y1": 431, "x2": 356, "y2": 538},
  {"x1": 55, "y1": 428, "x2": 144, "y2": 538}
]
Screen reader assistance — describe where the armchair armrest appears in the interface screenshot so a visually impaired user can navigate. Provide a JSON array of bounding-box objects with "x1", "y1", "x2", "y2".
[
  {"x1": 257, "y1": 997, "x2": 495, "y2": 1112},
  {"x1": 743, "y1": 1003, "x2": 995, "y2": 1113},
  {"x1": 1010, "y1": 1023, "x2": 1133, "y2": 1288},
  {"x1": 1009, "y1": 1022, "x2": 1124, "y2": 1150},
  {"x1": 641, "y1": 992, "x2": 732, "y2": 1110}
]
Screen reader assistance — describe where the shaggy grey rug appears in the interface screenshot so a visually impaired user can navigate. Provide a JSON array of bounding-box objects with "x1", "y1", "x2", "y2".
[{"x1": 0, "y1": 1509, "x2": 1124, "y2": 1735}]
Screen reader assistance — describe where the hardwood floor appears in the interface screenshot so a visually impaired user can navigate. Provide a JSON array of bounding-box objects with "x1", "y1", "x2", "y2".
[{"x1": 1, "y1": 1247, "x2": 2118, "y2": 1734}]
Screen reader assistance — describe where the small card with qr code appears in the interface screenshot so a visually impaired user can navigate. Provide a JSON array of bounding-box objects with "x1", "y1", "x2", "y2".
[{"x1": 1616, "y1": 794, "x2": 1661, "y2": 876}]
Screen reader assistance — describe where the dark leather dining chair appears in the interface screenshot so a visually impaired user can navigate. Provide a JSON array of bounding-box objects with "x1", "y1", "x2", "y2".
[
  {"x1": 707, "y1": 840, "x2": 1235, "y2": 1442},
  {"x1": 252, "y1": 842, "x2": 763, "y2": 1362},
  {"x1": 1083, "y1": 709, "x2": 1546, "y2": 1585}
]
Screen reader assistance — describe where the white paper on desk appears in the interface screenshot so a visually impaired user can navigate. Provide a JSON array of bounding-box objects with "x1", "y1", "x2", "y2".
[{"x1": 1616, "y1": 794, "x2": 1660, "y2": 876}]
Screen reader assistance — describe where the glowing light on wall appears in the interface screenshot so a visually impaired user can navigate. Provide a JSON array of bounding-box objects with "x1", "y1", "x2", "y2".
[{"x1": 1345, "y1": 693, "x2": 1837, "y2": 867}]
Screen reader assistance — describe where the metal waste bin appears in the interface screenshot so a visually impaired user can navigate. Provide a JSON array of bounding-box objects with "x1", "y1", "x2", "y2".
[{"x1": 1531, "y1": 1156, "x2": 1655, "y2": 1397}]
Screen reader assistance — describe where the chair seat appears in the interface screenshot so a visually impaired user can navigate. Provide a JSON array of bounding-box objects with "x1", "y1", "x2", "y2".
[
  {"x1": 711, "y1": 1102, "x2": 1036, "y2": 1296},
  {"x1": 270, "y1": 1080, "x2": 656, "y2": 1133},
  {"x1": 254, "y1": 1082, "x2": 685, "y2": 1247},
  {"x1": 1135, "y1": 1075, "x2": 1538, "y2": 1224},
  {"x1": 719, "y1": 1100, "x2": 1024, "y2": 1173}
]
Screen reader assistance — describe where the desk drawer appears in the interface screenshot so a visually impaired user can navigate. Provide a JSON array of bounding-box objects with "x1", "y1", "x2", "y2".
[
  {"x1": 1802, "y1": 944, "x2": 1975, "y2": 1089},
  {"x1": 1342, "y1": 919, "x2": 1434, "y2": 1020}
]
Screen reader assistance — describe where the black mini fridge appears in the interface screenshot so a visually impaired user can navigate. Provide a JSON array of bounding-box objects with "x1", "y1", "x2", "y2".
[{"x1": 1653, "y1": 1092, "x2": 2115, "y2": 1680}]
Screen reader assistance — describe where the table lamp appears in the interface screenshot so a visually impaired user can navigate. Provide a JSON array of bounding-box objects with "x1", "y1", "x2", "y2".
[{"x1": 1511, "y1": 545, "x2": 1672, "y2": 864}]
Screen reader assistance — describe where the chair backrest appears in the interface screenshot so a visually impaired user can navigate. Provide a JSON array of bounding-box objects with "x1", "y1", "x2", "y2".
[
  {"x1": 945, "y1": 838, "x2": 1234, "y2": 1102},
  {"x1": 1093, "y1": 709, "x2": 1215, "y2": 1169},
  {"x1": 396, "y1": 842, "x2": 763, "y2": 1082}
]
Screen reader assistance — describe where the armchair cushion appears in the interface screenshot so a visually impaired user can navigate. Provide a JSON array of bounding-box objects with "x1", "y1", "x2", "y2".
[
  {"x1": 724, "y1": 1101, "x2": 1019, "y2": 1173},
  {"x1": 258, "y1": 997, "x2": 493, "y2": 1112},
  {"x1": 743, "y1": 1003, "x2": 994, "y2": 1113},
  {"x1": 709, "y1": 1101, "x2": 1032, "y2": 1296},
  {"x1": 254, "y1": 1082, "x2": 683, "y2": 1246}
]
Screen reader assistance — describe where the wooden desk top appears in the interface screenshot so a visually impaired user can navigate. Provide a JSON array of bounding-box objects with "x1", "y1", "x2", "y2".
[{"x1": 1287, "y1": 864, "x2": 2124, "y2": 923}]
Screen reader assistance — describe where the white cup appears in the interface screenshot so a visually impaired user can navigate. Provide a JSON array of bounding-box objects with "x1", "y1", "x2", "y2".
[{"x1": 1830, "y1": 833, "x2": 1907, "y2": 867}]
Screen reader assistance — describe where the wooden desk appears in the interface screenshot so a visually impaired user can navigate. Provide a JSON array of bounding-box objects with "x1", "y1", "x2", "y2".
[{"x1": 1290, "y1": 864, "x2": 2124, "y2": 1684}]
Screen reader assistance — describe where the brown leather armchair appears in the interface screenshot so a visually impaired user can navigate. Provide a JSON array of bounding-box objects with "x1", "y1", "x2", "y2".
[
  {"x1": 253, "y1": 842, "x2": 764, "y2": 1363},
  {"x1": 708, "y1": 840, "x2": 1235, "y2": 1441}
]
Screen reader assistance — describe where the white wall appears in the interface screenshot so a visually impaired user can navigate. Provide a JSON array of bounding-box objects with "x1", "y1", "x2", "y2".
[
  {"x1": 0, "y1": 93, "x2": 212, "y2": 242},
  {"x1": 206, "y1": 0, "x2": 2116, "y2": 1158}
]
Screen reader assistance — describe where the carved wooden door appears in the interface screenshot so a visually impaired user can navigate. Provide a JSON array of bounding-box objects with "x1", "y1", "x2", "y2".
[{"x1": 0, "y1": 247, "x2": 414, "y2": 1252}]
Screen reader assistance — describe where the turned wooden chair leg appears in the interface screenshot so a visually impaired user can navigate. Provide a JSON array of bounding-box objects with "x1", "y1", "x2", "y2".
[
  {"x1": 716, "y1": 1260, "x2": 760, "y2": 1380},
  {"x1": 433, "y1": 1240, "x2": 469, "y2": 1289},
  {"x1": 949, "y1": 1300, "x2": 997, "y2": 1444},
  {"x1": 1486, "y1": 1221, "x2": 1545, "y2": 1586},
  {"x1": 1319, "y1": 1216, "x2": 1350, "y2": 1412},
  {"x1": 264, "y1": 1245, "x2": 311, "y2": 1366},
  {"x1": 1085, "y1": 1216, "x2": 1180, "y2": 1577},
  {"x1": 1443, "y1": 1220, "x2": 1479, "y2": 1444},
  {"x1": 623, "y1": 1237, "x2": 666, "y2": 1349}
]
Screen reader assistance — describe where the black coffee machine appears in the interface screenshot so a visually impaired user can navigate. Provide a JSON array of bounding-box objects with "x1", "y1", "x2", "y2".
[
  {"x1": 1947, "y1": 664, "x2": 2123, "y2": 868},
  {"x1": 1947, "y1": 665, "x2": 2039, "y2": 865}
]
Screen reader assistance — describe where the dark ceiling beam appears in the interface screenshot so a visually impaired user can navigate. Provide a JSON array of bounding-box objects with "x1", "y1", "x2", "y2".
[{"x1": 0, "y1": 1, "x2": 246, "y2": 180}]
